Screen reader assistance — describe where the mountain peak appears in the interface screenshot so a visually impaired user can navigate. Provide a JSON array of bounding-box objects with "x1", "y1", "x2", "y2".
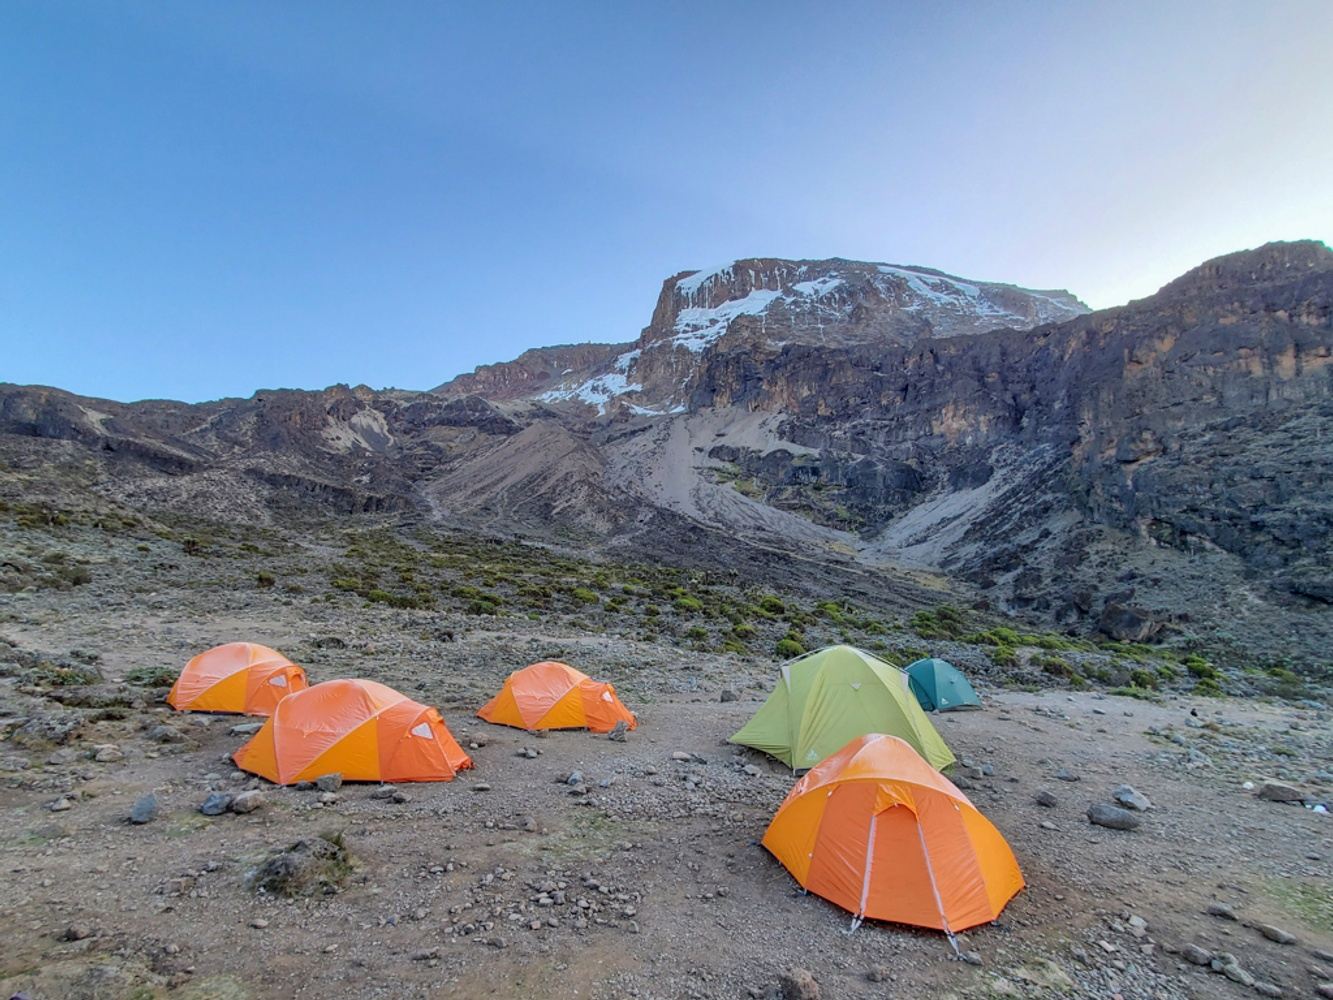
[{"x1": 524, "y1": 255, "x2": 1089, "y2": 414}]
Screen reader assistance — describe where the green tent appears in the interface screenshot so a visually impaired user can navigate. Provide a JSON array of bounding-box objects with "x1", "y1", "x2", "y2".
[
  {"x1": 905, "y1": 658, "x2": 982, "y2": 712},
  {"x1": 729, "y1": 645, "x2": 955, "y2": 771}
]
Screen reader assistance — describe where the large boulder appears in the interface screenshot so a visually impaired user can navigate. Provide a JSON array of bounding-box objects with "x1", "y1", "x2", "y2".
[{"x1": 1098, "y1": 603, "x2": 1163, "y2": 642}]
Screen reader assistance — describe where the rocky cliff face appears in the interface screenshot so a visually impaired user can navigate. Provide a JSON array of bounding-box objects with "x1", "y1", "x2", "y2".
[
  {"x1": 432, "y1": 342, "x2": 630, "y2": 401},
  {"x1": 2, "y1": 241, "x2": 1329, "y2": 666},
  {"x1": 660, "y1": 241, "x2": 1331, "y2": 647},
  {"x1": 464, "y1": 256, "x2": 1087, "y2": 414}
]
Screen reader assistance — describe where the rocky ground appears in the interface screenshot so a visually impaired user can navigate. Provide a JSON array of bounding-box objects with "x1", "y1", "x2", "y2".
[{"x1": 1, "y1": 505, "x2": 1331, "y2": 999}]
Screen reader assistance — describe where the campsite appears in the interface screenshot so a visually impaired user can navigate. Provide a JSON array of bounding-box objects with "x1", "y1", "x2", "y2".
[
  {"x1": 2, "y1": 549, "x2": 1330, "y2": 999},
  {"x1": 4, "y1": 4, "x2": 1332, "y2": 998}
]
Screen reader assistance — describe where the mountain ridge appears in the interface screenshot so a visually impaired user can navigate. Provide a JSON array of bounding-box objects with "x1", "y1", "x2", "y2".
[{"x1": 2, "y1": 239, "x2": 1330, "y2": 666}]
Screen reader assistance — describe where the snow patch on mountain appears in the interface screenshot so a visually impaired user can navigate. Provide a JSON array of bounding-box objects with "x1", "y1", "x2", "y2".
[{"x1": 671, "y1": 288, "x2": 785, "y2": 352}]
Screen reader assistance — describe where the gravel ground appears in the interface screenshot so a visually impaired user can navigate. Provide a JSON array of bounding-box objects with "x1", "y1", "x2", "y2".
[{"x1": 2, "y1": 540, "x2": 1331, "y2": 999}]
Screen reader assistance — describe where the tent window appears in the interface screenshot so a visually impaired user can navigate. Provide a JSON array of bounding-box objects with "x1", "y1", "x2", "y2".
[
  {"x1": 269, "y1": 674, "x2": 288, "y2": 687},
  {"x1": 410, "y1": 722, "x2": 433, "y2": 739},
  {"x1": 601, "y1": 691, "x2": 614, "y2": 702}
]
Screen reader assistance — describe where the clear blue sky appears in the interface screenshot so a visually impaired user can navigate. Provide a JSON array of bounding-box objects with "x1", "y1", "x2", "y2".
[{"x1": 3, "y1": 2, "x2": 1330, "y2": 402}]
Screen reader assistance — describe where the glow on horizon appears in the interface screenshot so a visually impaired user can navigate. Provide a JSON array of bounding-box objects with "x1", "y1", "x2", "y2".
[{"x1": 2, "y1": 1, "x2": 1330, "y2": 402}]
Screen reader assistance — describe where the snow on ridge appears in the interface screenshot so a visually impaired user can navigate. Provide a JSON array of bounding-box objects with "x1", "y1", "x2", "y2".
[
  {"x1": 791, "y1": 276, "x2": 844, "y2": 298},
  {"x1": 671, "y1": 287, "x2": 784, "y2": 352},
  {"x1": 675, "y1": 264, "x2": 735, "y2": 299},
  {"x1": 537, "y1": 348, "x2": 646, "y2": 412}
]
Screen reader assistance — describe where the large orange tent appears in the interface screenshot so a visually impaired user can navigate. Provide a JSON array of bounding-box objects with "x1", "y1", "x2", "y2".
[
  {"x1": 233, "y1": 679, "x2": 473, "y2": 784},
  {"x1": 763, "y1": 733, "x2": 1024, "y2": 934},
  {"x1": 477, "y1": 661, "x2": 636, "y2": 733},
  {"x1": 168, "y1": 642, "x2": 308, "y2": 716}
]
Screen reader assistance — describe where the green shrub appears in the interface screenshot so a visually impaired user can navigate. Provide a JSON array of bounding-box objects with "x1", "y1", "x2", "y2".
[
  {"x1": 643, "y1": 604, "x2": 660, "y2": 617},
  {"x1": 685, "y1": 626, "x2": 708, "y2": 641},
  {"x1": 775, "y1": 637, "x2": 806, "y2": 659},
  {"x1": 816, "y1": 601, "x2": 846, "y2": 623},
  {"x1": 1038, "y1": 655, "x2": 1077, "y2": 680},
  {"x1": 757, "y1": 595, "x2": 786, "y2": 616},
  {"x1": 125, "y1": 665, "x2": 177, "y2": 687},
  {"x1": 890, "y1": 646, "x2": 929, "y2": 664},
  {"x1": 256, "y1": 572, "x2": 276, "y2": 589},
  {"x1": 912, "y1": 606, "x2": 968, "y2": 640},
  {"x1": 570, "y1": 587, "x2": 599, "y2": 604},
  {"x1": 673, "y1": 595, "x2": 703, "y2": 613},
  {"x1": 732, "y1": 623, "x2": 757, "y2": 639},
  {"x1": 24, "y1": 659, "x2": 102, "y2": 687},
  {"x1": 1129, "y1": 668, "x2": 1157, "y2": 690},
  {"x1": 1185, "y1": 655, "x2": 1217, "y2": 679}
]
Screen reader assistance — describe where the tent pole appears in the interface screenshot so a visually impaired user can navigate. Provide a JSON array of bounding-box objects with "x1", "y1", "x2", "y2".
[{"x1": 915, "y1": 819, "x2": 962, "y2": 957}]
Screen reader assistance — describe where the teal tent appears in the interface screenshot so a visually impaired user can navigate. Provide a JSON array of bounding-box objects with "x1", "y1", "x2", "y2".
[{"x1": 905, "y1": 658, "x2": 981, "y2": 712}]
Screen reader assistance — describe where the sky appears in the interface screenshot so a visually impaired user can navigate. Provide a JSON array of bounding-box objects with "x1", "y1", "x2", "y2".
[{"x1": 2, "y1": 2, "x2": 1330, "y2": 403}]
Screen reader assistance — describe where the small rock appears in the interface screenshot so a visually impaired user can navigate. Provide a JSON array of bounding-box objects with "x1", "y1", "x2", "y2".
[
  {"x1": 317, "y1": 791, "x2": 338, "y2": 805},
  {"x1": 865, "y1": 965, "x2": 890, "y2": 983},
  {"x1": 671, "y1": 751, "x2": 693, "y2": 761},
  {"x1": 93, "y1": 744, "x2": 124, "y2": 763},
  {"x1": 1112, "y1": 784, "x2": 1151, "y2": 811},
  {"x1": 607, "y1": 721, "x2": 628, "y2": 742},
  {"x1": 1255, "y1": 923, "x2": 1296, "y2": 945},
  {"x1": 1055, "y1": 768, "x2": 1081, "y2": 782},
  {"x1": 249, "y1": 918, "x2": 268, "y2": 929},
  {"x1": 961, "y1": 951, "x2": 983, "y2": 966},
  {"x1": 720, "y1": 689, "x2": 738, "y2": 703},
  {"x1": 145, "y1": 724, "x2": 184, "y2": 744},
  {"x1": 1257, "y1": 781, "x2": 1304, "y2": 803},
  {"x1": 230, "y1": 790, "x2": 264, "y2": 814},
  {"x1": 61, "y1": 925, "x2": 92, "y2": 941},
  {"x1": 129, "y1": 793, "x2": 158, "y2": 824},
  {"x1": 200, "y1": 792, "x2": 232, "y2": 816},
  {"x1": 1221, "y1": 962, "x2": 1254, "y2": 987},
  {"x1": 1253, "y1": 983, "x2": 1283, "y2": 998},
  {"x1": 1180, "y1": 944, "x2": 1212, "y2": 965},
  {"x1": 472, "y1": 782, "x2": 492, "y2": 792},
  {"x1": 1087, "y1": 803, "x2": 1141, "y2": 831},
  {"x1": 315, "y1": 773, "x2": 343, "y2": 792},
  {"x1": 1035, "y1": 790, "x2": 1058, "y2": 808},
  {"x1": 778, "y1": 966, "x2": 820, "y2": 1000},
  {"x1": 390, "y1": 790, "x2": 410, "y2": 804},
  {"x1": 49, "y1": 797, "x2": 73, "y2": 812},
  {"x1": 410, "y1": 948, "x2": 439, "y2": 961},
  {"x1": 1315, "y1": 984, "x2": 1333, "y2": 999},
  {"x1": 1207, "y1": 902, "x2": 1238, "y2": 921},
  {"x1": 566, "y1": 770, "x2": 584, "y2": 787},
  {"x1": 743, "y1": 764, "x2": 761, "y2": 777},
  {"x1": 229, "y1": 722, "x2": 263, "y2": 736}
]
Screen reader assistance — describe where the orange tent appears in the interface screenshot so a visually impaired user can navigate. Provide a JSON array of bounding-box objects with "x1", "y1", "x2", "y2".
[
  {"x1": 168, "y1": 642, "x2": 307, "y2": 716},
  {"x1": 763, "y1": 733, "x2": 1024, "y2": 933},
  {"x1": 477, "y1": 661, "x2": 636, "y2": 733},
  {"x1": 233, "y1": 679, "x2": 473, "y2": 784}
]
